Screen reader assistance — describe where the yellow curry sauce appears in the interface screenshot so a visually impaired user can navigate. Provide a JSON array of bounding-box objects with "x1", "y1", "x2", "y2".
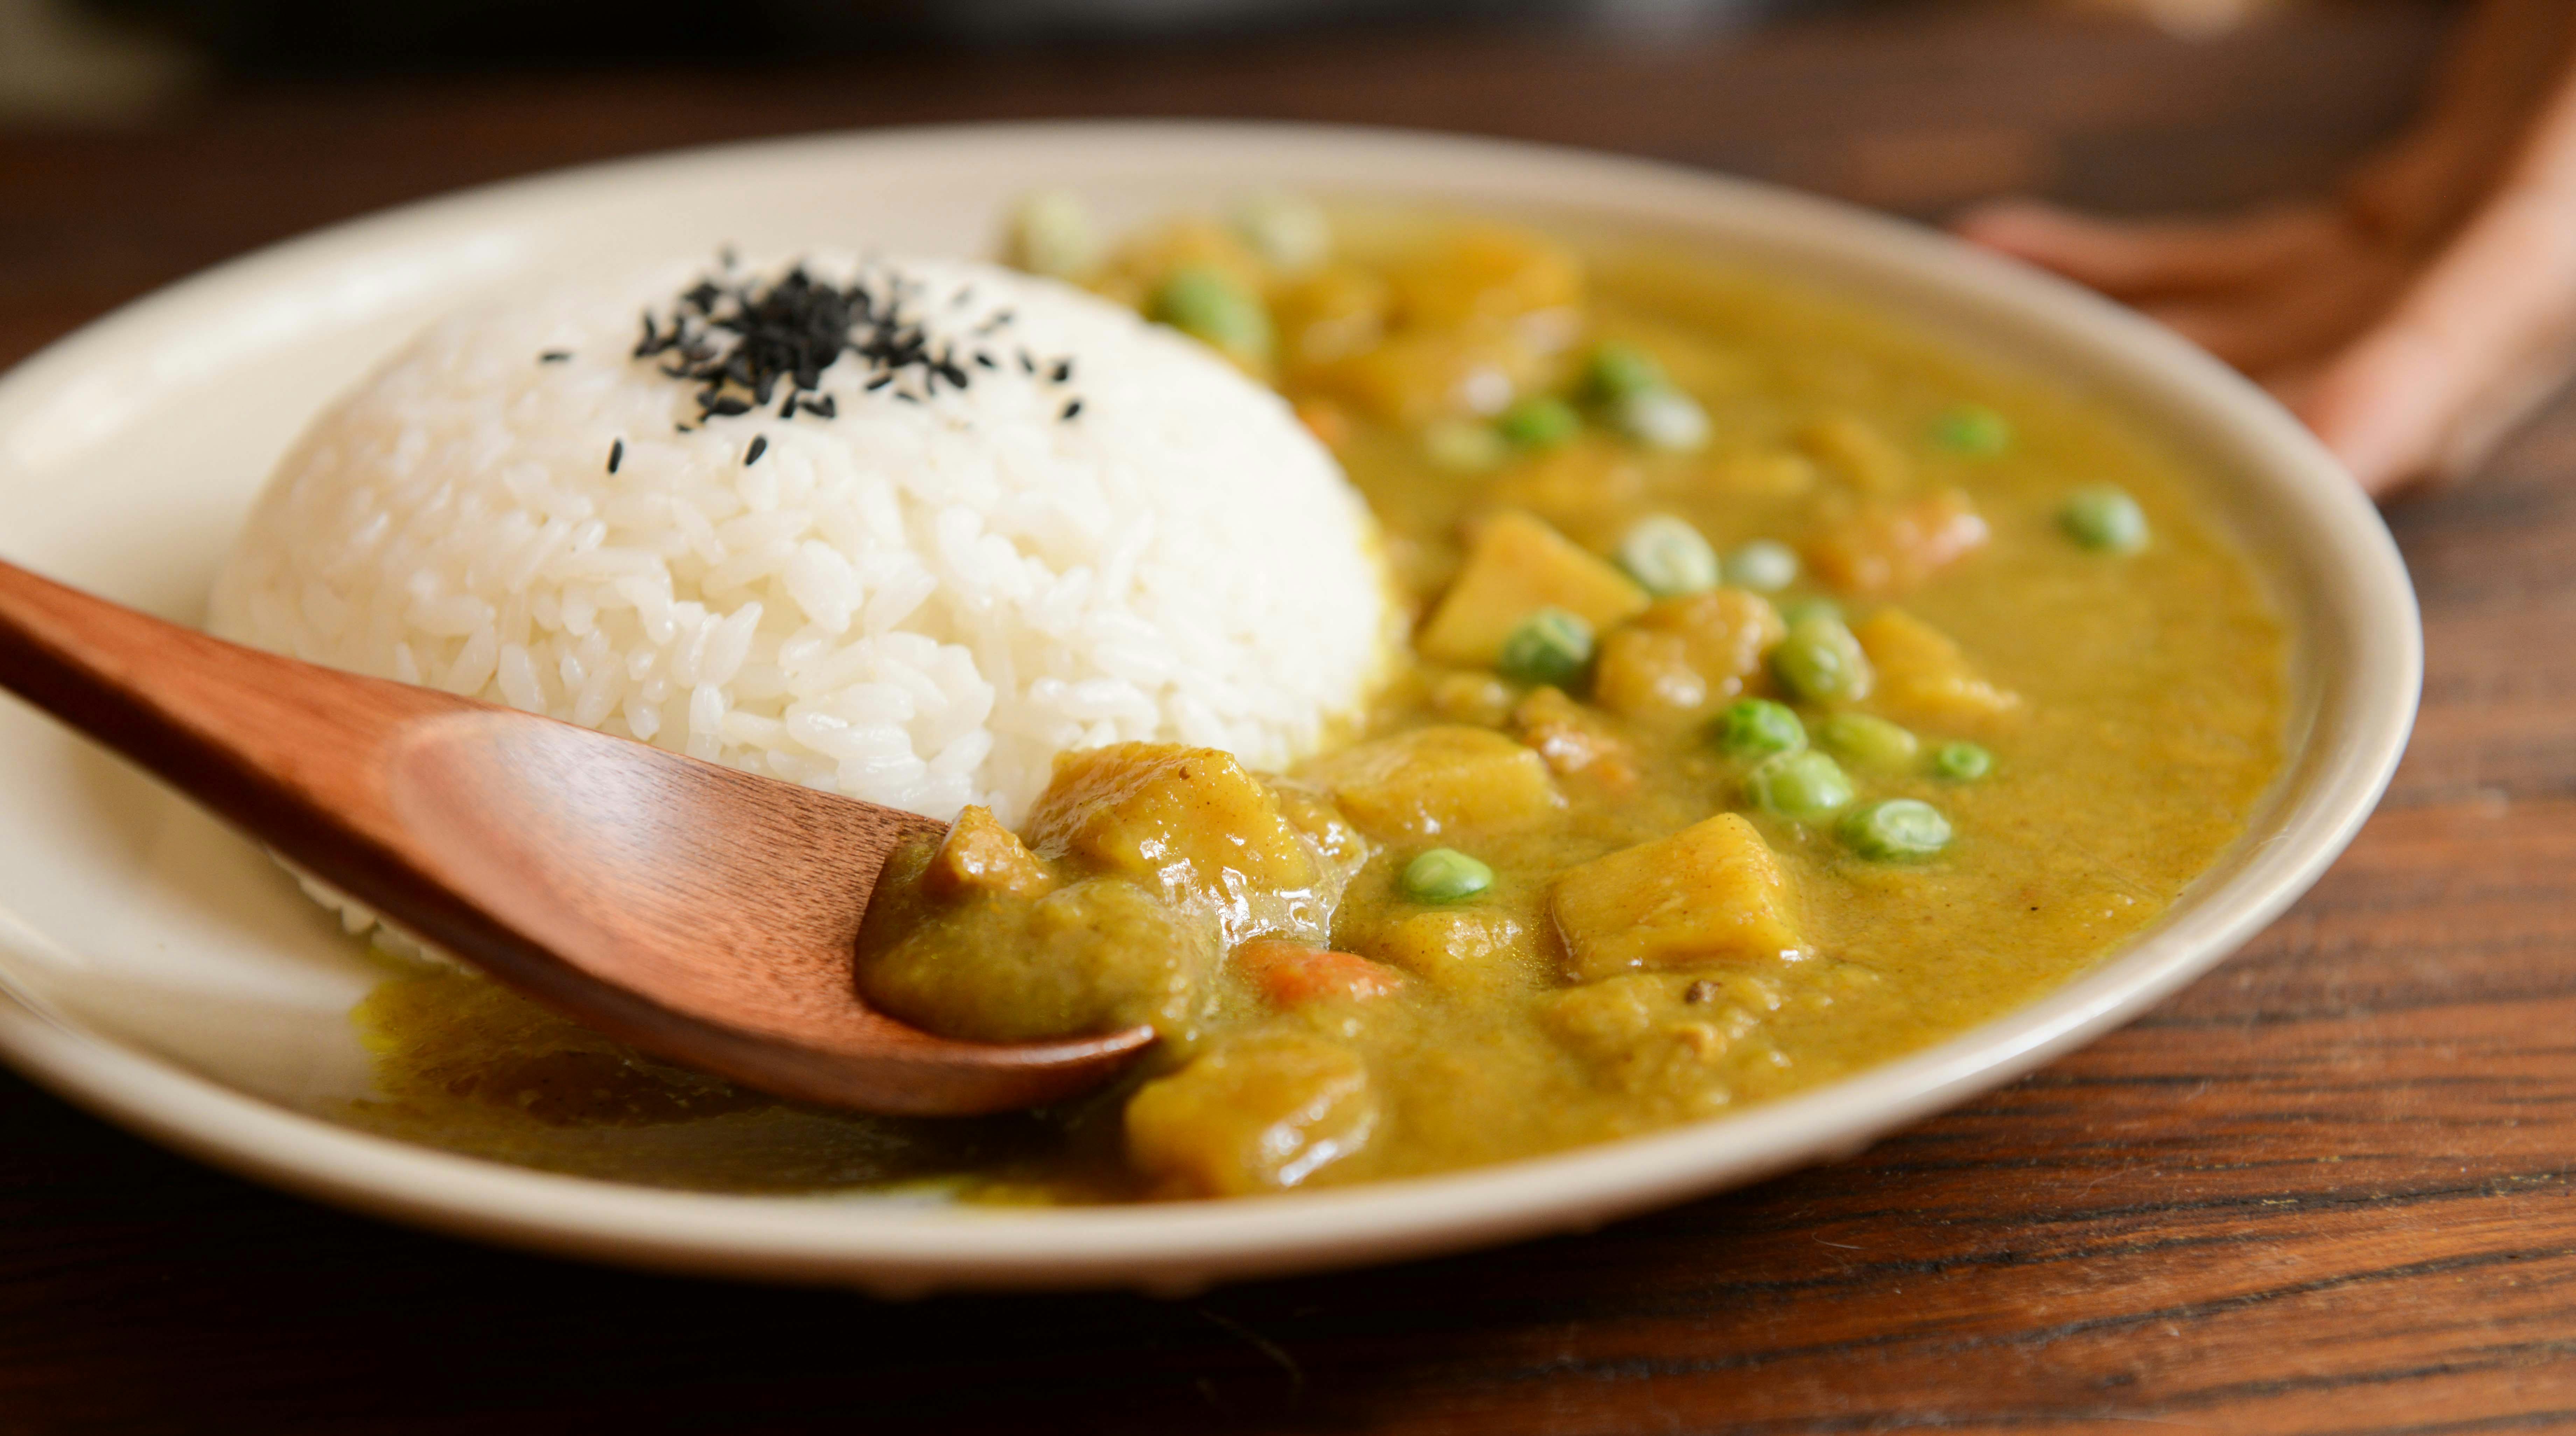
[{"x1": 347, "y1": 205, "x2": 2284, "y2": 1201}]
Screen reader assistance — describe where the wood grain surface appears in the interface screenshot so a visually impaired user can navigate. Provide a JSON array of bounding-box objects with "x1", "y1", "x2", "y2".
[{"x1": 13, "y1": 2, "x2": 2570, "y2": 1431}]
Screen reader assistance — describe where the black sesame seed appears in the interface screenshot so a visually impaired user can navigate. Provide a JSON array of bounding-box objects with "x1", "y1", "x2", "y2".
[
  {"x1": 607, "y1": 439, "x2": 624, "y2": 474},
  {"x1": 894, "y1": 391, "x2": 920, "y2": 404},
  {"x1": 539, "y1": 350, "x2": 572, "y2": 364},
  {"x1": 746, "y1": 435, "x2": 768, "y2": 466},
  {"x1": 635, "y1": 260, "x2": 1052, "y2": 426},
  {"x1": 1050, "y1": 358, "x2": 1073, "y2": 384},
  {"x1": 1060, "y1": 398, "x2": 1083, "y2": 421}
]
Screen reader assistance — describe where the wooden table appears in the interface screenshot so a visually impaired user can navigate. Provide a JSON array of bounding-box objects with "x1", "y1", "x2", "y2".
[{"x1": 12, "y1": 3, "x2": 2571, "y2": 1429}]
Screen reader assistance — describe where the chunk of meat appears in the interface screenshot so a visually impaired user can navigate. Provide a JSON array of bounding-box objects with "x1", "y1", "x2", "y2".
[
  {"x1": 1512, "y1": 686, "x2": 1639, "y2": 792},
  {"x1": 1418, "y1": 510, "x2": 1650, "y2": 668},
  {"x1": 1591, "y1": 589, "x2": 1787, "y2": 724},
  {"x1": 1852, "y1": 607, "x2": 2022, "y2": 722},
  {"x1": 856, "y1": 873, "x2": 1219, "y2": 1043},
  {"x1": 1234, "y1": 939, "x2": 1403, "y2": 1007},
  {"x1": 1308, "y1": 725, "x2": 1564, "y2": 840},
  {"x1": 1022, "y1": 743, "x2": 1317, "y2": 897},
  {"x1": 1125, "y1": 1033, "x2": 1379, "y2": 1196},
  {"x1": 1541, "y1": 971, "x2": 1773, "y2": 1099},
  {"x1": 922, "y1": 804, "x2": 1057, "y2": 902},
  {"x1": 1805, "y1": 489, "x2": 1990, "y2": 597},
  {"x1": 1550, "y1": 813, "x2": 1804, "y2": 982}
]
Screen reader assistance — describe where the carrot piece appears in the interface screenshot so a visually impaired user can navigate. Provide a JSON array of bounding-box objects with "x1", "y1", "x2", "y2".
[
  {"x1": 1235, "y1": 939, "x2": 1403, "y2": 1006},
  {"x1": 1294, "y1": 397, "x2": 1352, "y2": 451}
]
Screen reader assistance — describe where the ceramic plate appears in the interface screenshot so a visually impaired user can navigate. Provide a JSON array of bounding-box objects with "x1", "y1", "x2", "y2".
[{"x1": 0, "y1": 121, "x2": 2417, "y2": 1292}]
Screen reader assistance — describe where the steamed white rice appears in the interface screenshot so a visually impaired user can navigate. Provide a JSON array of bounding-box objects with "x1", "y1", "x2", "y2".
[{"x1": 211, "y1": 252, "x2": 1391, "y2": 830}]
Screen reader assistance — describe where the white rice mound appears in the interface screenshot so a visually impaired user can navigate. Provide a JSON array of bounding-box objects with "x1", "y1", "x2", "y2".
[{"x1": 212, "y1": 252, "x2": 1392, "y2": 831}]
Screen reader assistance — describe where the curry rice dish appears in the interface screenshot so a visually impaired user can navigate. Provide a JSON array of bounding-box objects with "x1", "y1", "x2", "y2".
[{"x1": 223, "y1": 196, "x2": 2285, "y2": 1203}]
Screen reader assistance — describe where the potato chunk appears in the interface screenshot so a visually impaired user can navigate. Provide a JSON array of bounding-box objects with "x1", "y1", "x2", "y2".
[
  {"x1": 1550, "y1": 813, "x2": 1803, "y2": 981},
  {"x1": 923, "y1": 804, "x2": 1057, "y2": 902},
  {"x1": 1365, "y1": 907, "x2": 1532, "y2": 995},
  {"x1": 1126, "y1": 1033, "x2": 1379, "y2": 1196},
  {"x1": 1798, "y1": 414, "x2": 1911, "y2": 495},
  {"x1": 1386, "y1": 223, "x2": 1584, "y2": 328},
  {"x1": 1853, "y1": 608, "x2": 2022, "y2": 722},
  {"x1": 1023, "y1": 743, "x2": 1317, "y2": 896},
  {"x1": 1272, "y1": 264, "x2": 1392, "y2": 371},
  {"x1": 1308, "y1": 326, "x2": 1553, "y2": 427},
  {"x1": 1805, "y1": 489, "x2": 1990, "y2": 597},
  {"x1": 1309, "y1": 725, "x2": 1563, "y2": 840},
  {"x1": 1418, "y1": 510, "x2": 1650, "y2": 668},
  {"x1": 1592, "y1": 589, "x2": 1786, "y2": 724}
]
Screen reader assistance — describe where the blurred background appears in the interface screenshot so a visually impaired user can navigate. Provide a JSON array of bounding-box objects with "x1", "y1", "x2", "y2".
[
  {"x1": 0, "y1": 1, "x2": 2448, "y2": 263},
  {"x1": 0, "y1": 0, "x2": 2458, "y2": 418}
]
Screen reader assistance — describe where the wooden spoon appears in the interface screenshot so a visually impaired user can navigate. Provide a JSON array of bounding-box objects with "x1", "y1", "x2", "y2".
[{"x1": 0, "y1": 558, "x2": 1155, "y2": 1115}]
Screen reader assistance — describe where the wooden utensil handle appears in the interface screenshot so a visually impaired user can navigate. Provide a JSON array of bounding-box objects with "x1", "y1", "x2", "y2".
[{"x1": 0, "y1": 557, "x2": 437, "y2": 865}]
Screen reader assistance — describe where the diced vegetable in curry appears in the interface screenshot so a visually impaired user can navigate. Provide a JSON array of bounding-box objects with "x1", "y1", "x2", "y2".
[{"x1": 351, "y1": 200, "x2": 2285, "y2": 1202}]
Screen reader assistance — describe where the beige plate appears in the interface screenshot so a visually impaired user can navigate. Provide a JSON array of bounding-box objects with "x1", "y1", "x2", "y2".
[{"x1": 0, "y1": 122, "x2": 2418, "y2": 1294}]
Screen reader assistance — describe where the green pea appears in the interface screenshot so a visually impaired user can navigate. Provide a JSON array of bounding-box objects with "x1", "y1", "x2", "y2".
[
  {"x1": 1747, "y1": 749, "x2": 1854, "y2": 822},
  {"x1": 1423, "y1": 419, "x2": 1508, "y2": 472},
  {"x1": 1496, "y1": 396, "x2": 1580, "y2": 449},
  {"x1": 2060, "y1": 484, "x2": 2149, "y2": 553},
  {"x1": 1616, "y1": 515, "x2": 1721, "y2": 598},
  {"x1": 1584, "y1": 340, "x2": 1667, "y2": 400},
  {"x1": 1770, "y1": 613, "x2": 1875, "y2": 704},
  {"x1": 1611, "y1": 389, "x2": 1711, "y2": 452},
  {"x1": 1715, "y1": 698, "x2": 1806, "y2": 760},
  {"x1": 1723, "y1": 539, "x2": 1799, "y2": 593},
  {"x1": 1776, "y1": 595, "x2": 1841, "y2": 627},
  {"x1": 1840, "y1": 799, "x2": 1952, "y2": 860},
  {"x1": 1497, "y1": 607, "x2": 1594, "y2": 687},
  {"x1": 1931, "y1": 741, "x2": 1992, "y2": 781},
  {"x1": 1403, "y1": 847, "x2": 1494, "y2": 902},
  {"x1": 1150, "y1": 265, "x2": 1274, "y2": 360},
  {"x1": 1816, "y1": 712, "x2": 1918, "y2": 769},
  {"x1": 1933, "y1": 405, "x2": 2011, "y2": 456}
]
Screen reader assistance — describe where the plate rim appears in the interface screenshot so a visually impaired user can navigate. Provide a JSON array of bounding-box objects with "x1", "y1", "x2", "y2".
[{"x1": 0, "y1": 118, "x2": 2421, "y2": 1293}]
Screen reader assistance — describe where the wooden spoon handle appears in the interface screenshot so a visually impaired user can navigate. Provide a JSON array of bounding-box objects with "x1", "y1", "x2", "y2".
[{"x1": 0, "y1": 557, "x2": 462, "y2": 893}]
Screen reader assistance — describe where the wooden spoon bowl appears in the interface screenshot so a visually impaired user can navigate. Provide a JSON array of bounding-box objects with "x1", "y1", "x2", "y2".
[{"x1": 0, "y1": 559, "x2": 1155, "y2": 1115}]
